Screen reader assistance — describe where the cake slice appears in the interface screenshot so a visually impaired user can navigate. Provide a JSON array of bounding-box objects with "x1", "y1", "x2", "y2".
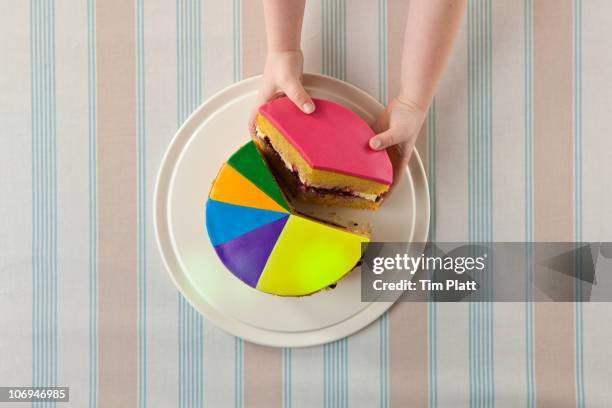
[{"x1": 254, "y1": 97, "x2": 393, "y2": 210}]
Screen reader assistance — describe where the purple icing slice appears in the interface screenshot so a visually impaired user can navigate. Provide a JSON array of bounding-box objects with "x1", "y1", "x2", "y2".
[{"x1": 214, "y1": 216, "x2": 289, "y2": 287}]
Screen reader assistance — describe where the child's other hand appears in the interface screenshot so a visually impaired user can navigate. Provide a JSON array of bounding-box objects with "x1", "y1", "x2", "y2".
[
  {"x1": 369, "y1": 97, "x2": 427, "y2": 178},
  {"x1": 249, "y1": 50, "x2": 315, "y2": 132}
]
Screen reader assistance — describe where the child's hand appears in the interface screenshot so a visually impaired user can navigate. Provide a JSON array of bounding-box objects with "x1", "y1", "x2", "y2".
[
  {"x1": 249, "y1": 50, "x2": 315, "y2": 132},
  {"x1": 369, "y1": 97, "x2": 427, "y2": 178}
]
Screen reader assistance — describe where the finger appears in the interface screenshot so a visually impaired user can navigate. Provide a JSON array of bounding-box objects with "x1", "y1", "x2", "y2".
[
  {"x1": 248, "y1": 84, "x2": 276, "y2": 133},
  {"x1": 283, "y1": 80, "x2": 315, "y2": 114},
  {"x1": 369, "y1": 128, "x2": 401, "y2": 150},
  {"x1": 387, "y1": 142, "x2": 413, "y2": 191},
  {"x1": 390, "y1": 142, "x2": 413, "y2": 172}
]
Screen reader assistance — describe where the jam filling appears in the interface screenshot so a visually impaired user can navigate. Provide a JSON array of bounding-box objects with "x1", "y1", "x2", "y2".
[{"x1": 261, "y1": 136, "x2": 383, "y2": 202}]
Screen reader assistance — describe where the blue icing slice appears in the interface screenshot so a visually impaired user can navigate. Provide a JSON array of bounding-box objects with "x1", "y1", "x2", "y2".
[{"x1": 205, "y1": 198, "x2": 289, "y2": 246}]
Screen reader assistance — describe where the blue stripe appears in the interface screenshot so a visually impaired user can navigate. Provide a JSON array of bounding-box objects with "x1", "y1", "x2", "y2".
[
  {"x1": 378, "y1": 313, "x2": 388, "y2": 408},
  {"x1": 283, "y1": 347, "x2": 291, "y2": 408},
  {"x1": 323, "y1": 341, "x2": 327, "y2": 407},
  {"x1": 52, "y1": 1, "x2": 59, "y2": 398},
  {"x1": 377, "y1": 3, "x2": 388, "y2": 407},
  {"x1": 487, "y1": 0, "x2": 495, "y2": 404},
  {"x1": 136, "y1": 0, "x2": 147, "y2": 406},
  {"x1": 467, "y1": 3, "x2": 473, "y2": 403},
  {"x1": 231, "y1": 1, "x2": 244, "y2": 406},
  {"x1": 177, "y1": 1, "x2": 204, "y2": 407},
  {"x1": 51, "y1": 0, "x2": 56, "y2": 399},
  {"x1": 573, "y1": 0, "x2": 585, "y2": 406},
  {"x1": 87, "y1": 0, "x2": 98, "y2": 402},
  {"x1": 322, "y1": 0, "x2": 346, "y2": 80},
  {"x1": 323, "y1": 338, "x2": 349, "y2": 408},
  {"x1": 31, "y1": 1, "x2": 58, "y2": 406},
  {"x1": 86, "y1": 0, "x2": 98, "y2": 405},
  {"x1": 428, "y1": 100, "x2": 438, "y2": 408},
  {"x1": 468, "y1": 1, "x2": 494, "y2": 406},
  {"x1": 233, "y1": 0, "x2": 241, "y2": 80},
  {"x1": 377, "y1": 0, "x2": 387, "y2": 105},
  {"x1": 234, "y1": 337, "x2": 243, "y2": 408},
  {"x1": 523, "y1": 0, "x2": 535, "y2": 406}
]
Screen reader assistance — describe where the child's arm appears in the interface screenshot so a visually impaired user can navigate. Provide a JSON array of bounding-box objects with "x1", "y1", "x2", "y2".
[
  {"x1": 249, "y1": 0, "x2": 313, "y2": 131},
  {"x1": 370, "y1": 0, "x2": 467, "y2": 162}
]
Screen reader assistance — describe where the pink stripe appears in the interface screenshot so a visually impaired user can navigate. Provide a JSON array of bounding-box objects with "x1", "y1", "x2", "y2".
[
  {"x1": 96, "y1": 0, "x2": 138, "y2": 405},
  {"x1": 389, "y1": 303, "x2": 428, "y2": 407},
  {"x1": 241, "y1": 0, "x2": 266, "y2": 78},
  {"x1": 533, "y1": 0, "x2": 576, "y2": 406},
  {"x1": 387, "y1": 4, "x2": 428, "y2": 406},
  {"x1": 244, "y1": 342, "x2": 283, "y2": 408},
  {"x1": 388, "y1": 125, "x2": 429, "y2": 408}
]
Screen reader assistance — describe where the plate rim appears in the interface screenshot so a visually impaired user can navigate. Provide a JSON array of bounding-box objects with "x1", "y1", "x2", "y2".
[{"x1": 153, "y1": 73, "x2": 430, "y2": 347}]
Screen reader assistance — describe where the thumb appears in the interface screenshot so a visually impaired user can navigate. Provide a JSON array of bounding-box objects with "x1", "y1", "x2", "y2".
[
  {"x1": 369, "y1": 128, "x2": 401, "y2": 150},
  {"x1": 283, "y1": 80, "x2": 315, "y2": 114},
  {"x1": 248, "y1": 83, "x2": 276, "y2": 132}
]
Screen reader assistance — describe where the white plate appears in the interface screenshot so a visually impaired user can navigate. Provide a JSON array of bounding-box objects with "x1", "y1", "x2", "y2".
[{"x1": 154, "y1": 74, "x2": 430, "y2": 347}]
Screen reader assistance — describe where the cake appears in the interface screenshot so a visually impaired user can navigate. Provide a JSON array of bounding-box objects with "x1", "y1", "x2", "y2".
[
  {"x1": 206, "y1": 141, "x2": 369, "y2": 297},
  {"x1": 254, "y1": 97, "x2": 393, "y2": 210}
]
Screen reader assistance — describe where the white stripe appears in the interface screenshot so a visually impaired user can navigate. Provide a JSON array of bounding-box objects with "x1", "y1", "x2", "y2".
[
  {"x1": 202, "y1": 329, "x2": 237, "y2": 407},
  {"x1": 144, "y1": 1, "x2": 179, "y2": 406},
  {"x1": 491, "y1": 0, "x2": 526, "y2": 241},
  {"x1": 433, "y1": 20, "x2": 471, "y2": 407},
  {"x1": 581, "y1": 0, "x2": 612, "y2": 405},
  {"x1": 347, "y1": 320, "x2": 380, "y2": 408},
  {"x1": 583, "y1": 303, "x2": 612, "y2": 406},
  {"x1": 345, "y1": 0, "x2": 379, "y2": 98},
  {"x1": 302, "y1": 0, "x2": 323, "y2": 74},
  {"x1": 291, "y1": 347, "x2": 324, "y2": 408},
  {"x1": 202, "y1": 0, "x2": 235, "y2": 98},
  {"x1": 435, "y1": 304, "x2": 470, "y2": 406},
  {"x1": 0, "y1": 0, "x2": 32, "y2": 388},
  {"x1": 491, "y1": 0, "x2": 527, "y2": 405},
  {"x1": 581, "y1": 0, "x2": 612, "y2": 243},
  {"x1": 490, "y1": 304, "x2": 526, "y2": 405},
  {"x1": 435, "y1": 19, "x2": 469, "y2": 242},
  {"x1": 55, "y1": 0, "x2": 90, "y2": 406}
]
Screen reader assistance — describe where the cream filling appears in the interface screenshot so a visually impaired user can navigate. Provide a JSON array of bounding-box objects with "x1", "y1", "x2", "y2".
[
  {"x1": 255, "y1": 126, "x2": 378, "y2": 202},
  {"x1": 350, "y1": 191, "x2": 378, "y2": 201}
]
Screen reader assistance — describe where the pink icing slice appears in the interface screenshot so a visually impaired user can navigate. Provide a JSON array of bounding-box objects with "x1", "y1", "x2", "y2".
[{"x1": 259, "y1": 97, "x2": 393, "y2": 185}]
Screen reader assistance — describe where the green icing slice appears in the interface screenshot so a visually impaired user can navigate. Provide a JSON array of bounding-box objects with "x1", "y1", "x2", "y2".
[{"x1": 227, "y1": 141, "x2": 291, "y2": 211}]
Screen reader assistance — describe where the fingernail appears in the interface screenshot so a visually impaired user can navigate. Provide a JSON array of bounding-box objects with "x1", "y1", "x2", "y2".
[
  {"x1": 303, "y1": 102, "x2": 315, "y2": 114},
  {"x1": 370, "y1": 138, "x2": 382, "y2": 150}
]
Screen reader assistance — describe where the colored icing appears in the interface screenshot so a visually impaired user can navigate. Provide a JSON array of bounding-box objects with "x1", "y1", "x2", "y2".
[
  {"x1": 258, "y1": 97, "x2": 393, "y2": 185},
  {"x1": 205, "y1": 198, "x2": 288, "y2": 246},
  {"x1": 206, "y1": 140, "x2": 370, "y2": 296},
  {"x1": 256, "y1": 215, "x2": 369, "y2": 296},
  {"x1": 227, "y1": 141, "x2": 291, "y2": 211},
  {"x1": 214, "y1": 217, "x2": 288, "y2": 288},
  {"x1": 209, "y1": 164, "x2": 289, "y2": 213}
]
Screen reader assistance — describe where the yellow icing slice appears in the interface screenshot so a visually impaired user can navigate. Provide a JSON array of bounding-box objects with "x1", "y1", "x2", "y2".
[
  {"x1": 209, "y1": 164, "x2": 289, "y2": 214},
  {"x1": 256, "y1": 215, "x2": 369, "y2": 296}
]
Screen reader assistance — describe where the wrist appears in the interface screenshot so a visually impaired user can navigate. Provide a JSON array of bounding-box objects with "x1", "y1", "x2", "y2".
[
  {"x1": 267, "y1": 49, "x2": 303, "y2": 57},
  {"x1": 394, "y1": 94, "x2": 428, "y2": 117}
]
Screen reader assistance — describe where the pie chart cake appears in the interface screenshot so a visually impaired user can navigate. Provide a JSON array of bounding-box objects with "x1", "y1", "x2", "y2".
[{"x1": 206, "y1": 141, "x2": 369, "y2": 296}]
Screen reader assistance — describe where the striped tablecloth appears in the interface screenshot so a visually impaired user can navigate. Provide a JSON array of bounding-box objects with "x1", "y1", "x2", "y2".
[{"x1": 2, "y1": 0, "x2": 611, "y2": 407}]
